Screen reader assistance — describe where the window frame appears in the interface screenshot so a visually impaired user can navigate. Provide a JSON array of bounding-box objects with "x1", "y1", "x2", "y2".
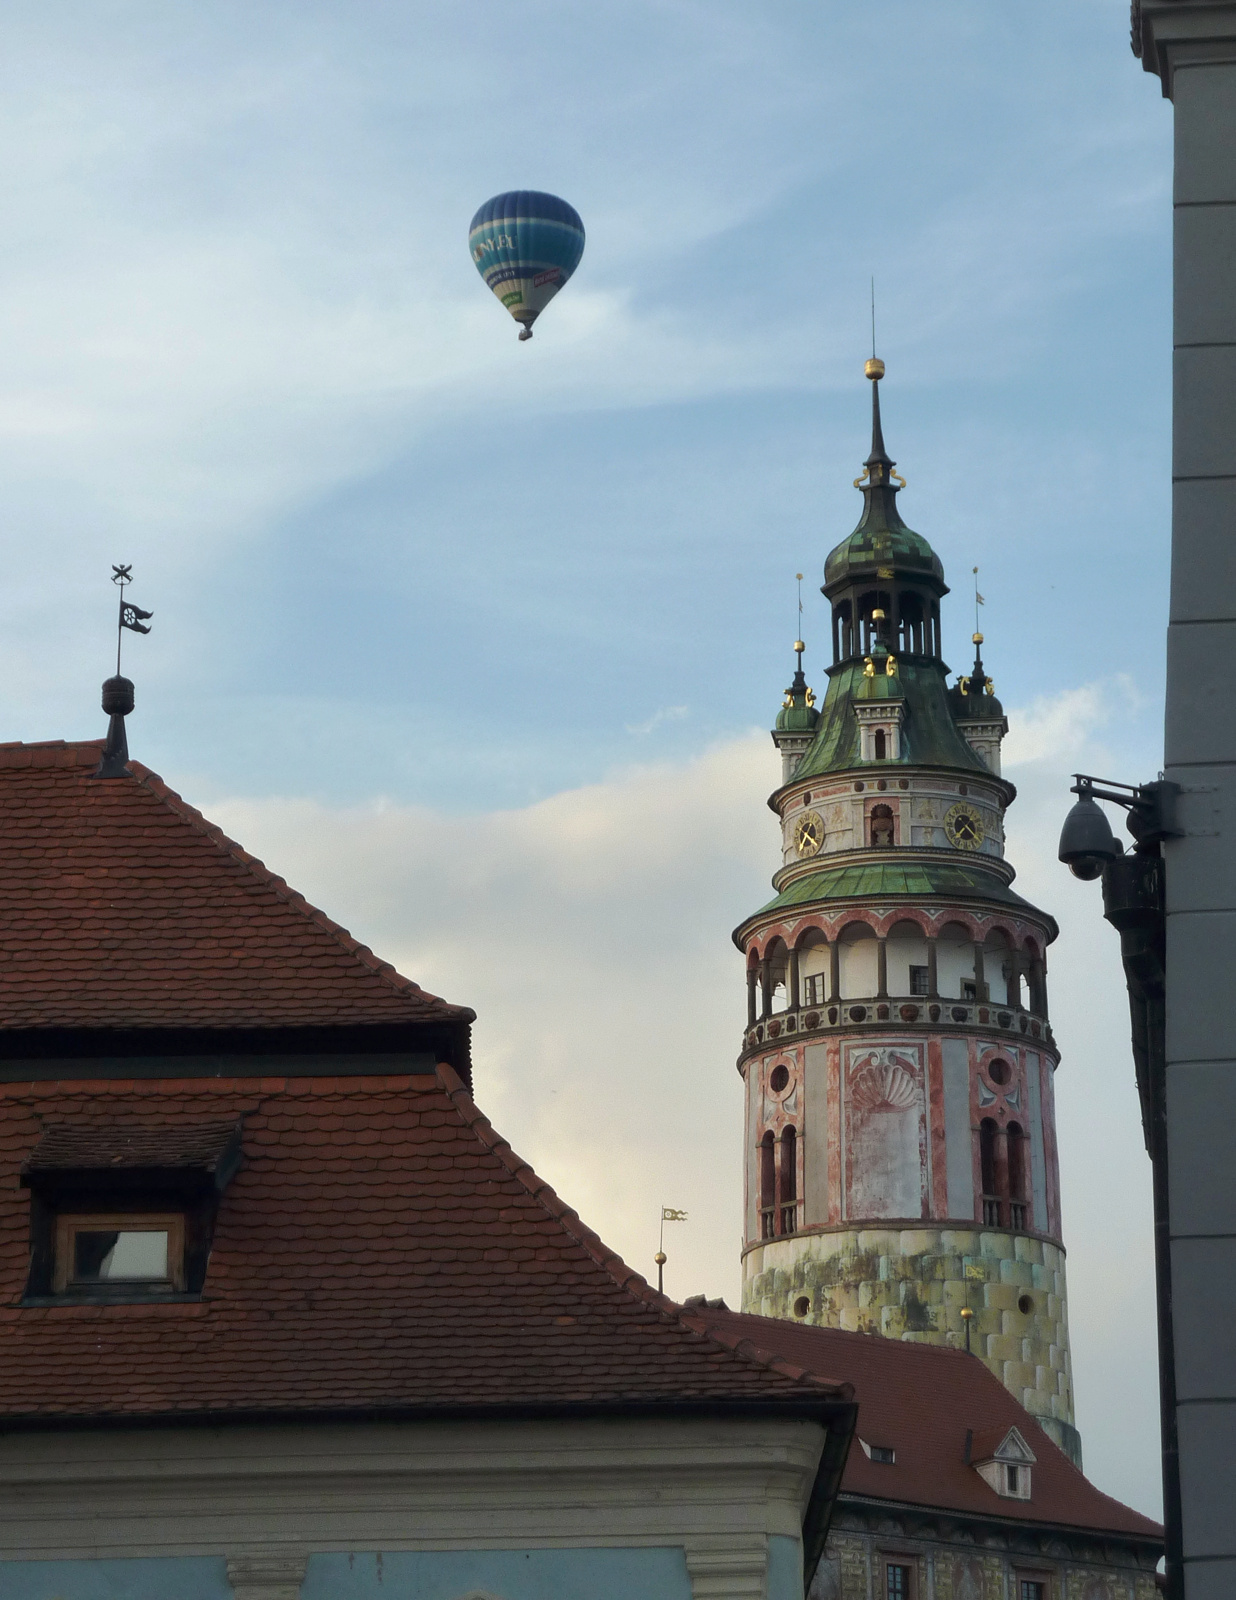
[
  {"x1": 1015, "y1": 1574, "x2": 1050, "y2": 1600},
  {"x1": 882, "y1": 1558, "x2": 916, "y2": 1600},
  {"x1": 53, "y1": 1211, "x2": 186, "y2": 1294}
]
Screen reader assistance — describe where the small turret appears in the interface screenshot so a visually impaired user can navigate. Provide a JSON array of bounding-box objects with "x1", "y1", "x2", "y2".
[
  {"x1": 950, "y1": 631, "x2": 1009, "y2": 775},
  {"x1": 772, "y1": 635, "x2": 819, "y2": 783}
]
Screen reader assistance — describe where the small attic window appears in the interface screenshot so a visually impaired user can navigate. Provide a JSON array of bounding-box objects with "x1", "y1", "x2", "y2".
[
  {"x1": 55, "y1": 1213, "x2": 185, "y2": 1292},
  {"x1": 970, "y1": 1425, "x2": 1035, "y2": 1501},
  {"x1": 20, "y1": 1119, "x2": 242, "y2": 1303},
  {"x1": 860, "y1": 1439, "x2": 896, "y2": 1464}
]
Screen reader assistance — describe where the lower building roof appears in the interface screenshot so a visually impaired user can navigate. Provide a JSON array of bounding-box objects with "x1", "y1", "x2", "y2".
[{"x1": 691, "y1": 1309, "x2": 1162, "y2": 1546}]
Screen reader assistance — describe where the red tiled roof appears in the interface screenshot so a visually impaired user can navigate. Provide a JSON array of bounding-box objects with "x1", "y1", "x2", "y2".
[
  {"x1": 24, "y1": 1118, "x2": 242, "y2": 1175},
  {"x1": 692, "y1": 1309, "x2": 1162, "y2": 1544},
  {"x1": 0, "y1": 741, "x2": 471, "y2": 1032},
  {"x1": 0, "y1": 1066, "x2": 852, "y2": 1421}
]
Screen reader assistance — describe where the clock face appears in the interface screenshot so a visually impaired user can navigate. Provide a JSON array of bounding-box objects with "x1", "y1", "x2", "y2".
[
  {"x1": 793, "y1": 810, "x2": 824, "y2": 858},
  {"x1": 944, "y1": 801, "x2": 984, "y2": 851}
]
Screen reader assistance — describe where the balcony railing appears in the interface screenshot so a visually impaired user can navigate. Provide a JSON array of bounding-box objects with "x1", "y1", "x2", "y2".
[
  {"x1": 746, "y1": 995, "x2": 1052, "y2": 1053},
  {"x1": 759, "y1": 1203, "x2": 800, "y2": 1241},
  {"x1": 982, "y1": 1195, "x2": 1030, "y2": 1231}
]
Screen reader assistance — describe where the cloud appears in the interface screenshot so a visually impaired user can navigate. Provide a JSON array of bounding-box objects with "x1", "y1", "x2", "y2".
[
  {"x1": 1002, "y1": 676, "x2": 1140, "y2": 768},
  {"x1": 625, "y1": 704, "x2": 689, "y2": 735},
  {"x1": 209, "y1": 678, "x2": 1163, "y2": 1518}
]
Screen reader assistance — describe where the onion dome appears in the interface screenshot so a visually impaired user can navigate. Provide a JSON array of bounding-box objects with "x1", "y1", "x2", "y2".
[
  {"x1": 949, "y1": 632, "x2": 1006, "y2": 720},
  {"x1": 823, "y1": 360, "x2": 945, "y2": 596},
  {"x1": 775, "y1": 641, "x2": 820, "y2": 733}
]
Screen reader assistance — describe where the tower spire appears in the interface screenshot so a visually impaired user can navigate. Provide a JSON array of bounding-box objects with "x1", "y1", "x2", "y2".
[{"x1": 865, "y1": 356, "x2": 892, "y2": 470}]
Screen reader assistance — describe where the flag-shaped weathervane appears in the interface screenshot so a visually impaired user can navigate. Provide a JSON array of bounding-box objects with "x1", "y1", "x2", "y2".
[
  {"x1": 112, "y1": 564, "x2": 152, "y2": 675},
  {"x1": 93, "y1": 566, "x2": 153, "y2": 780},
  {"x1": 655, "y1": 1206, "x2": 688, "y2": 1295}
]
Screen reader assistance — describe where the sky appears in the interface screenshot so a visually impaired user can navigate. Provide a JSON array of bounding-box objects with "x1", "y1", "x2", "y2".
[{"x1": 0, "y1": 0, "x2": 1174, "y2": 1521}]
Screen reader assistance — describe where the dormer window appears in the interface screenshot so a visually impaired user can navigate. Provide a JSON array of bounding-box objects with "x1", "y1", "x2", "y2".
[
  {"x1": 20, "y1": 1119, "x2": 241, "y2": 1304},
  {"x1": 854, "y1": 700, "x2": 905, "y2": 762},
  {"x1": 969, "y1": 1424, "x2": 1036, "y2": 1500},
  {"x1": 54, "y1": 1213, "x2": 185, "y2": 1293}
]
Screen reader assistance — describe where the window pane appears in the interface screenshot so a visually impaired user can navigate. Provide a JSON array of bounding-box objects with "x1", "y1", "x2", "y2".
[
  {"x1": 887, "y1": 1565, "x2": 909, "y2": 1599},
  {"x1": 74, "y1": 1229, "x2": 169, "y2": 1282}
]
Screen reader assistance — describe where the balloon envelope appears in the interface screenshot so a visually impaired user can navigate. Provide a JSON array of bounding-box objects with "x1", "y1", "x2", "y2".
[{"x1": 469, "y1": 191, "x2": 585, "y2": 340}]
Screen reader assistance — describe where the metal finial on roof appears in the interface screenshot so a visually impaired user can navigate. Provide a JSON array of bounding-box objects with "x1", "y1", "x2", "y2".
[
  {"x1": 864, "y1": 354, "x2": 893, "y2": 472},
  {"x1": 967, "y1": 569, "x2": 992, "y2": 694},
  {"x1": 657, "y1": 1205, "x2": 687, "y2": 1295},
  {"x1": 92, "y1": 566, "x2": 153, "y2": 780}
]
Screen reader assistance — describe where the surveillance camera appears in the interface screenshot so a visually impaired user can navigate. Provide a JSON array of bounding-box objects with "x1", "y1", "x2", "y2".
[{"x1": 1058, "y1": 795, "x2": 1121, "y2": 882}]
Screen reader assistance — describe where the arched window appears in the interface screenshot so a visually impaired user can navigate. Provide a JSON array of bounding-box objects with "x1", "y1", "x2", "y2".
[
  {"x1": 779, "y1": 1126, "x2": 797, "y2": 1236},
  {"x1": 870, "y1": 804, "x2": 894, "y2": 848},
  {"x1": 838, "y1": 921, "x2": 878, "y2": 999},
  {"x1": 1008, "y1": 1121, "x2": 1027, "y2": 1230},
  {"x1": 898, "y1": 591, "x2": 925, "y2": 656},
  {"x1": 980, "y1": 1118, "x2": 999, "y2": 1225},
  {"x1": 759, "y1": 1131, "x2": 776, "y2": 1240},
  {"x1": 874, "y1": 728, "x2": 887, "y2": 760}
]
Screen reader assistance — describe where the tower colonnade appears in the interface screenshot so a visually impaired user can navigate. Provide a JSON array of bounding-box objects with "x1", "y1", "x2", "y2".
[{"x1": 737, "y1": 362, "x2": 1080, "y2": 1467}]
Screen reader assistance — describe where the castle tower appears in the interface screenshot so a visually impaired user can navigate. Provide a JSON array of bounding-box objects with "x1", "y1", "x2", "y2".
[{"x1": 737, "y1": 360, "x2": 1080, "y2": 1467}]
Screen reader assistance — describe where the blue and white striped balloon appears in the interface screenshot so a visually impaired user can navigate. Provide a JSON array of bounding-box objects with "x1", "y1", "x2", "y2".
[{"x1": 469, "y1": 191, "x2": 585, "y2": 341}]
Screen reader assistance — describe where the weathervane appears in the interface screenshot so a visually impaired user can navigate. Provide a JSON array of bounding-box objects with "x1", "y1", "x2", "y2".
[
  {"x1": 655, "y1": 1206, "x2": 688, "y2": 1296},
  {"x1": 112, "y1": 564, "x2": 152, "y2": 675},
  {"x1": 92, "y1": 566, "x2": 153, "y2": 780}
]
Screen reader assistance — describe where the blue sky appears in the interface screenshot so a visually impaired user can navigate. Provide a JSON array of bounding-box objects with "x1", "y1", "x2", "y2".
[
  {"x1": 0, "y1": 0, "x2": 1174, "y2": 1521},
  {"x1": 0, "y1": 0, "x2": 1171, "y2": 805}
]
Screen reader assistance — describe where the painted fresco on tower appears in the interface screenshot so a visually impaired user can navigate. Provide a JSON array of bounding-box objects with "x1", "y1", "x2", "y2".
[{"x1": 842, "y1": 1042, "x2": 926, "y2": 1219}]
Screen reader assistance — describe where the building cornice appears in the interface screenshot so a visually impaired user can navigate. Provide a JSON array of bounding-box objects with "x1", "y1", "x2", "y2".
[{"x1": 1134, "y1": 0, "x2": 1236, "y2": 98}]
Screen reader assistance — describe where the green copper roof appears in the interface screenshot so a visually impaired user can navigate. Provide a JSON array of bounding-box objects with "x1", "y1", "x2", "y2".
[
  {"x1": 755, "y1": 859, "x2": 1044, "y2": 919},
  {"x1": 792, "y1": 657, "x2": 989, "y2": 779},
  {"x1": 775, "y1": 699, "x2": 820, "y2": 732},
  {"x1": 823, "y1": 504, "x2": 943, "y2": 590}
]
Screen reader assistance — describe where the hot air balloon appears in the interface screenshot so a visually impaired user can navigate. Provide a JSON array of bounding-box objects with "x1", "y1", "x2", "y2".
[{"x1": 469, "y1": 191, "x2": 585, "y2": 341}]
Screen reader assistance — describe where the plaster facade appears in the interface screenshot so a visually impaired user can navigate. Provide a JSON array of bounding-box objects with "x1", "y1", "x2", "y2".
[
  {"x1": 0, "y1": 1416, "x2": 822, "y2": 1600},
  {"x1": 1136, "y1": 4, "x2": 1236, "y2": 1591}
]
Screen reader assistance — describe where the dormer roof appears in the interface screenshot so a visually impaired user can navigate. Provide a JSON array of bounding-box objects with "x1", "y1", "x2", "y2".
[{"x1": 969, "y1": 1423, "x2": 1037, "y2": 1466}]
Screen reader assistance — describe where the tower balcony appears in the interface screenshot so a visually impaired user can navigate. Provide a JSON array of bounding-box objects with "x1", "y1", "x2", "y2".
[{"x1": 741, "y1": 993, "x2": 1054, "y2": 1059}]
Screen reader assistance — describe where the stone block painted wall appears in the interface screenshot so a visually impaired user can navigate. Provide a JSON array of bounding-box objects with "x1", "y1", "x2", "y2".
[
  {"x1": 743, "y1": 1223, "x2": 1079, "y2": 1466},
  {"x1": 810, "y1": 1524, "x2": 1161, "y2": 1600}
]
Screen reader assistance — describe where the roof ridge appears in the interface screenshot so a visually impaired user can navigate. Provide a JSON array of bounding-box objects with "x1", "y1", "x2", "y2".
[
  {"x1": 125, "y1": 759, "x2": 474, "y2": 1025},
  {"x1": 436, "y1": 1065, "x2": 852, "y2": 1400}
]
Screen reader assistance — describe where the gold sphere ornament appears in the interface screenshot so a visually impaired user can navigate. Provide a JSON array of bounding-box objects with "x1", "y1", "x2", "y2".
[{"x1": 865, "y1": 357, "x2": 885, "y2": 380}]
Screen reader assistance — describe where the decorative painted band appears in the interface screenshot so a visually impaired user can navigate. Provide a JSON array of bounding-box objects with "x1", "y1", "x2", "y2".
[
  {"x1": 739, "y1": 1000, "x2": 1055, "y2": 1062},
  {"x1": 738, "y1": 1217, "x2": 1068, "y2": 1263}
]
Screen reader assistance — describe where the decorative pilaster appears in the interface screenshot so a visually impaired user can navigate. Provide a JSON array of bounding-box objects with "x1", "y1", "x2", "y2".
[
  {"x1": 227, "y1": 1555, "x2": 307, "y2": 1600},
  {"x1": 685, "y1": 1534, "x2": 772, "y2": 1600}
]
